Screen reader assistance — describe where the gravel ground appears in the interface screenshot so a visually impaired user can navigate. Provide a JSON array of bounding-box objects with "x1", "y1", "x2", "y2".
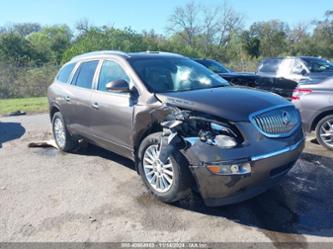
[{"x1": 0, "y1": 113, "x2": 333, "y2": 244}]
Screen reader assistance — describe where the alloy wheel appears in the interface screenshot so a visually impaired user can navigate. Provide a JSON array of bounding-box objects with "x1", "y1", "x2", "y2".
[
  {"x1": 143, "y1": 144, "x2": 174, "y2": 193},
  {"x1": 54, "y1": 117, "x2": 66, "y2": 148},
  {"x1": 319, "y1": 118, "x2": 333, "y2": 148}
]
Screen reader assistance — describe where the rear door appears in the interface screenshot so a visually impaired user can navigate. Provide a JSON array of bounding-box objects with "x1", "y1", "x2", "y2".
[
  {"x1": 68, "y1": 60, "x2": 99, "y2": 137},
  {"x1": 89, "y1": 59, "x2": 134, "y2": 156},
  {"x1": 53, "y1": 62, "x2": 77, "y2": 126}
]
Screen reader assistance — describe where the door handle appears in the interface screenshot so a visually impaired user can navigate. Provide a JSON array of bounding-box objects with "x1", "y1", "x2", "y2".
[
  {"x1": 65, "y1": 96, "x2": 71, "y2": 102},
  {"x1": 92, "y1": 102, "x2": 99, "y2": 110}
]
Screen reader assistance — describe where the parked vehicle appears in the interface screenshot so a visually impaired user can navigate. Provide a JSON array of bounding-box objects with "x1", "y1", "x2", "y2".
[
  {"x1": 48, "y1": 51, "x2": 304, "y2": 207},
  {"x1": 197, "y1": 57, "x2": 333, "y2": 100},
  {"x1": 194, "y1": 58, "x2": 258, "y2": 87},
  {"x1": 292, "y1": 77, "x2": 333, "y2": 151},
  {"x1": 256, "y1": 56, "x2": 333, "y2": 99}
]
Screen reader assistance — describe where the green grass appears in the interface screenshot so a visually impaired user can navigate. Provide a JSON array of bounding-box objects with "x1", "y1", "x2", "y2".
[{"x1": 0, "y1": 97, "x2": 48, "y2": 115}]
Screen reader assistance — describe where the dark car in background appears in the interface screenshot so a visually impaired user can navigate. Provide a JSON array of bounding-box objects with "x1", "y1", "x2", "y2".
[
  {"x1": 196, "y1": 57, "x2": 333, "y2": 100},
  {"x1": 256, "y1": 56, "x2": 333, "y2": 99},
  {"x1": 48, "y1": 51, "x2": 304, "y2": 207},
  {"x1": 194, "y1": 58, "x2": 258, "y2": 87},
  {"x1": 292, "y1": 77, "x2": 333, "y2": 151}
]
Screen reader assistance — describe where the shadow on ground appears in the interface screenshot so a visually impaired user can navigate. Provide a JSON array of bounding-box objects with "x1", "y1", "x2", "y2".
[
  {"x1": 43, "y1": 143, "x2": 333, "y2": 241},
  {"x1": 0, "y1": 122, "x2": 25, "y2": 148}
]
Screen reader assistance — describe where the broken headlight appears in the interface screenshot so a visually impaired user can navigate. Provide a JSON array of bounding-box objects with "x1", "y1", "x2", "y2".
[
  {"x1": 183, "y1": 116, "x2": 240, "y2": 149},
  {"x1": 199, "y1": 122, "x2": 238, "y2": 148}
]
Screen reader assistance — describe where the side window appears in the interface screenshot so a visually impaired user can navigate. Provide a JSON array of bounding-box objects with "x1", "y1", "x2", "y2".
[
  {"x1": 291, "y1": 60, "x2": 306, "y2": 74},
  {"x1": 72, "y1": 60, "x2": 99, "y2": 89},
  {"x1": 258, "y1": 59, "x2": 282, "y2": 74},
  {"x1": 98, "y1": 60, "x2": 130, "y2": 92},
  {"x1": 57, "y1": 63, "x2": 75, "y2": 83}
]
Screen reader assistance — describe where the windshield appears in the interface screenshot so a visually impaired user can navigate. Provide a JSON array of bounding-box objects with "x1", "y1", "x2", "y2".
[
  {"x1": 302, "y1": 58, "x2": 333, "y2": 73},
  {"x1": 196, "y1": 59, "x2": 230, "y2": 73},
  {"x1": 129, "y1": 57, "x2": 229, "y2": 93}
]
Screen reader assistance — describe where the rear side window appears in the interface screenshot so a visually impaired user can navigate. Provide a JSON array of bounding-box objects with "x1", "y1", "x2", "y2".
[
  {"x1": 258, "y1": 59, "x2": 282, "y2": 73},
  {"x1": 72, "y1": 60, "x2": 99, "y2": 89},
  {"x1": 98, "y1": 60, "x2": 130, "y2": 92},
  {"x1": 57, "y1": 63, "x2": 75, "y2": 83}
]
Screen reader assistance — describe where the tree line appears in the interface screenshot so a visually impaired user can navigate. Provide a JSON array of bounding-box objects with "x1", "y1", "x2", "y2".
[{"x1": 0, "y1": 1, "x2": 332, "y2": 98}]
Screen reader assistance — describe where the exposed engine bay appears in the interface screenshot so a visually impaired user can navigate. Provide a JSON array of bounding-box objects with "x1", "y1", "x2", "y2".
[{"x1": 156, "y1": 104, "x2": 242, "y2": 164}]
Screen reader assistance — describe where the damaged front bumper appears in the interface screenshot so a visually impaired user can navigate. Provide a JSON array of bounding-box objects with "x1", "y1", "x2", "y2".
[{"x1": 182, "y1": 123, "x2": 305, "y2": 207}]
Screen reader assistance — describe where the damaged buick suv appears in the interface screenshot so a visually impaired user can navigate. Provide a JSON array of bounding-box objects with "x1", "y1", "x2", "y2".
[{"x1": 48, "y1": 51, "x2": 305, "y2": 206}]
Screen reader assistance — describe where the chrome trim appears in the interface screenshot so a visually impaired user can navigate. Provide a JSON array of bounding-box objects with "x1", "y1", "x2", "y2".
[
  {"x1": 251, "y1": 139, "x2": 305, "y2": 161},
  {"x1": 249, "y1": 104, "x2": 301, "y2": 138}
]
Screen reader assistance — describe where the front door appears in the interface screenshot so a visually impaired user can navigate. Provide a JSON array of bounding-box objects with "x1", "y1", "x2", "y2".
[{"x1": 89, "y1": 59, "x2": 135, "y2": 156}]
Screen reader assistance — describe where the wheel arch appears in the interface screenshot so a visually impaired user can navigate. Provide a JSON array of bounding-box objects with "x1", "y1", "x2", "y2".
[
  {"x1": 50, "y1": 104, "x2": 60, "y2": 121},
  {"x1": 133, "y1": 122, "x2": 163, "y2": 174},
  {"x1": 311, "y1": 109, "x2": 333, "y2": 131}
]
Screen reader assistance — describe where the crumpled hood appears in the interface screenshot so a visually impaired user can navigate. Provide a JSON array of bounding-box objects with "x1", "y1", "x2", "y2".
[{"x1": 156, "y1": 86, "x2": 291, "y2": 122}]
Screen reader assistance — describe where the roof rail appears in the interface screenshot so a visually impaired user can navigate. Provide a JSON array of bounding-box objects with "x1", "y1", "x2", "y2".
[
  {"x1": 143, "y1": 51, "x2": 183, "y2": 57},
  {"x1": 71, "y1": 50, "x2": 129, "y2": 61}
]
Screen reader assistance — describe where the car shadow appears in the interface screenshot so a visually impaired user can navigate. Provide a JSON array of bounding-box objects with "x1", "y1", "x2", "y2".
[
  {"x1": 73, "y1": 143, "x2": 135, "y2": 171},
  {"x1": 67, "y1": 143, "x2": 333, "y2": 239},
  {"x1": 174, "y1": 153, "x2": 333, "y2": 239},
  {"x1": 0, "y1": 121, "x2": 26, "y2": 148}
]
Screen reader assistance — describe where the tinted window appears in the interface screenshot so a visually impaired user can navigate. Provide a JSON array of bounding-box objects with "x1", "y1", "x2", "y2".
[
  {"x1": 98, "y1": 60, "x2": 130, "y2": 91},
  {"x1": 129, "y1": 57, "x2": 228, "y2": 93},
  {"x1": 197, "y1": 60, "x2": 230, "y2": 73},
  {"x1": 57, "y1": 63, "x2": 75, "y2": 83},
  {"x1": 302, "y1": 58, "x2": 333, "y2": 73},
  {"x1": 72, "y1": 60, "x2": 99, "y2": 89},
  {"x1": 258, "y1": 59, "x2": 282, "y2": 73}
]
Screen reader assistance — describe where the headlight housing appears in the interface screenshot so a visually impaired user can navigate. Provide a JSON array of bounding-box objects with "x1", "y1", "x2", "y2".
[
  {"x1": 182, "y1": 116, "x2": 241, "y2": 149},
  {"x1": 199, "y1": 121, "x2": 239, "y2": 149}
]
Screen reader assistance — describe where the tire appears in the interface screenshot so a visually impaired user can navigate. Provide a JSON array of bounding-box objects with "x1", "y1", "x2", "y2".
[
  {"x1": 52, "y1": 112, "x2": 78, "y2": 152},
  {"x1": 315, "y1": 115, "x2": 333, "y2": 151},
  {"x1": 138, "y1": 132, "x2": 193, "y2": 203}
]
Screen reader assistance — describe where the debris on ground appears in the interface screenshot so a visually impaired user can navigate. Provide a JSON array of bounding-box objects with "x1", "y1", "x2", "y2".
[
  {"x1": 8, "y1": 110, "x2": 26, "y2": 116},
  {"x1": 88, "y1": 216, "x2": 97, "y2": 223},
  {"x1": 28, "y1": 140, "x2": 58, "y2": 149}
]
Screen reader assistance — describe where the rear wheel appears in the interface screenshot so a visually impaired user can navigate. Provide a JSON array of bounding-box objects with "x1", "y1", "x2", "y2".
[
  {"x1": 315, "y1": 115, "x2": 333, "y2": 151},
  {"x1": 52, "y1": 112, "x2": 78, "y2": 152},
  {"x1": 138, "y1": 132, "x2": 193, "y2": 203}
]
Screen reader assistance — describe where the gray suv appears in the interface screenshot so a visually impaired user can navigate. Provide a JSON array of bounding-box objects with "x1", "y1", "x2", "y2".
[
  {"x1": 292, "y1": 77, "x2": 333, "y2": 150},
  {"x1": 48, "y1": 51, "x2": 304, "y2": 206}
]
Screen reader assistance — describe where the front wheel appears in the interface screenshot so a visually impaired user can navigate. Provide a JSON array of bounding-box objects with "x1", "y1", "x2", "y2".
[
  {"x1": 138, "y1": 132, "x2": 193, "y2": 203},
  {"x1": 315, "y1": 115, "x2": 333, "y2": 151}
]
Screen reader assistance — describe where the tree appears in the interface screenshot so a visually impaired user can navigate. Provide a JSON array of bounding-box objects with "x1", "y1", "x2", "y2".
[
  {"x1": 0, "y1": 32, "x2": 35, "y2": 66},
  {"x1": 311, "y1": 11, "x2": 333, "y2": 58},
  {"x1": 216, "y1": 2, "x2": 244, "y2": 47},
  {"x1": 12, "y1": 23, "x2": 41, "y2": 36},
  {"x1": 167, "y1": 1, "x2": 202, "y2": 47},
  {"x1": 249, "y1": 20, "x2": 289, "y2": 57}
]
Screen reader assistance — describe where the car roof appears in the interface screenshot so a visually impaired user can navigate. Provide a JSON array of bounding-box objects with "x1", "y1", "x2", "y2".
[
  {"x1": 69, "y1": 50, "x2": 184, "y2": 63},
  {"x1": 263, "y1": 56, "x2": 324, "y2": 61}
]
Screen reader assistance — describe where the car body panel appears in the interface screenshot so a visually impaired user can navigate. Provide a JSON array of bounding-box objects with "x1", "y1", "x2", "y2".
[
  {"x1": 293, "y1": 78, "x2": 333, "y2": 133},
  {"x1": 156, "y1": 86, "x2": 288, "y2": 122}
]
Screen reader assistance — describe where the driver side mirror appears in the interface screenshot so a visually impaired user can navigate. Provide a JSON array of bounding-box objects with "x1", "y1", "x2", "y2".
[{"x1": 105, "y1": 79, "x2": 130, "y2": 93}]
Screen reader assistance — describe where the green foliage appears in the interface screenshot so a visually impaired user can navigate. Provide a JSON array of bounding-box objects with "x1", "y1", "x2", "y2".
[
  {"x1": 0, "y1": 6, "x2": 333, "y2": 99},
  {"x1": 0, "y1": 97, "x2": 48, "y2": 115}
]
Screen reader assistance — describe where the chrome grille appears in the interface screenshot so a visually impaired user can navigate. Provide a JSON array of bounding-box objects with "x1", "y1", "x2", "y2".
[{"x1": 250, "y1": 105, "x2": 300, "y2": 137}]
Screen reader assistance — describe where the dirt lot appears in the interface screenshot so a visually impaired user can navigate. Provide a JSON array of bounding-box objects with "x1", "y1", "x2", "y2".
[{"x1": 0, "y1": 113, "x2": 333, "y2": 244}]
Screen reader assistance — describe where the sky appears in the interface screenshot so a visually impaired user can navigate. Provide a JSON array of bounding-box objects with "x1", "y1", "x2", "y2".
[{"x1": 0, "y1": 0, "x2": 331, "y2": 33}]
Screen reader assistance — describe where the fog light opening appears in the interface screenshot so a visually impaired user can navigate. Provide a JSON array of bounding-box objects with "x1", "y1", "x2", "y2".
[{"x1": 207, "y1": 162, "x2": 251, "y2": 175}]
